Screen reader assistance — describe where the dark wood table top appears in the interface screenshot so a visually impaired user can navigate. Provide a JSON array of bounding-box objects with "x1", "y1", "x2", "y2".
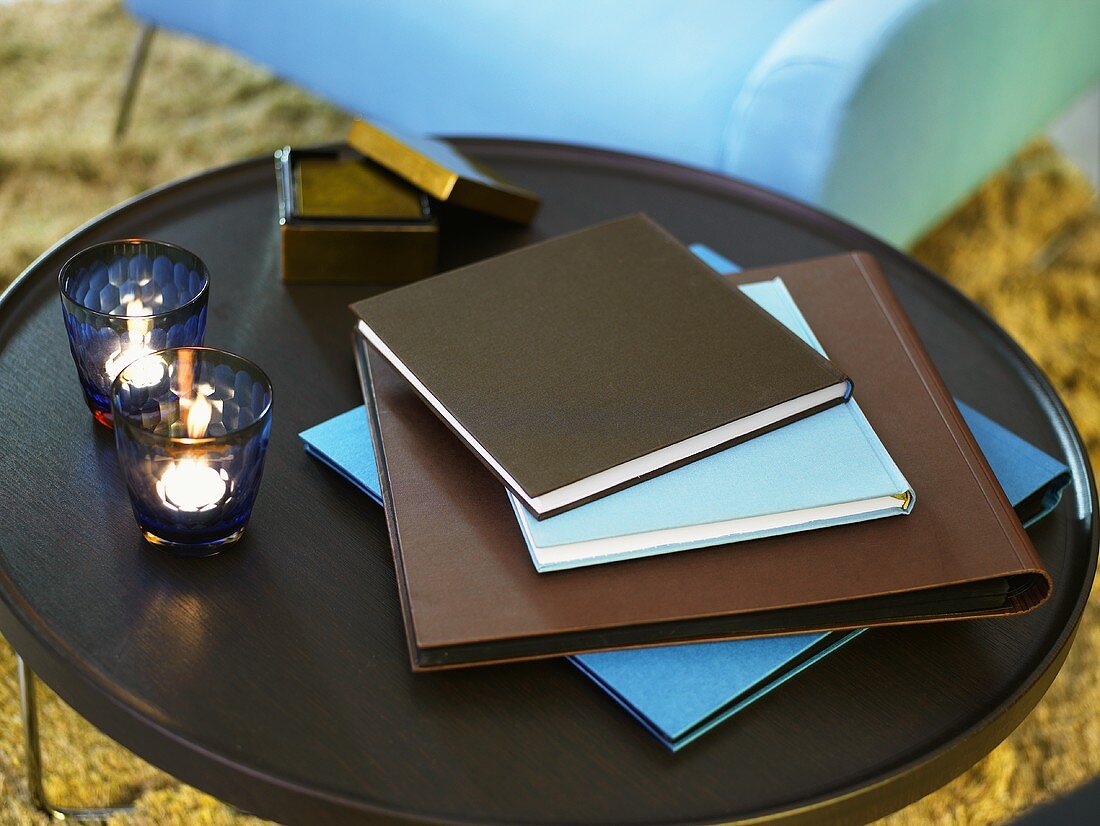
[{"x1": 0, "y1": 140, "x2": 1095, "y2": 825}]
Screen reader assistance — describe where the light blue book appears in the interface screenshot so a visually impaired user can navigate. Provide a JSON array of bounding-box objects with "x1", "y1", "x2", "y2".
[
  {"x1": 953, "y1": 401, "x2": 1071, "y2": 528},
  {"x1": 508, "y1": 277, "x2": 914, "y2": 571},
  {"x1": 300, "y1": 408, "x2": 383, "y2": 505},
  {"x1": 687, "y1": 242, "x2": 742, "y2": 274},
  {"x1": 573, "y1": 630, "x2": 863, "y2": 749}
]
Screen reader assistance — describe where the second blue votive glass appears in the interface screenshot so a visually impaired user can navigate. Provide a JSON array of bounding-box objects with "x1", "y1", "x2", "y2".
[{"x1": 111, "y1": 347, "x2": 273, "y2": 555}]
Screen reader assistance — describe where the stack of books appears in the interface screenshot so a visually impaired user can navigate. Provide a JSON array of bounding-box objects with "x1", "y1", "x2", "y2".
[{"x1": 303, "y1": 214, "x2": 1069, "y2": 749}]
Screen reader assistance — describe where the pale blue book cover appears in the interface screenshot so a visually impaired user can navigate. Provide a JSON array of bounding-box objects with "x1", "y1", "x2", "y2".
[{"x1": 509, "y1": 277, "x2": 914, "y2": 571}]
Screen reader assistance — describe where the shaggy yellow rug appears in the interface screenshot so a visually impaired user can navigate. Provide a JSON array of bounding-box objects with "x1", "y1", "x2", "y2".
[{"x1": 0, "y1": 2, "x2": 1097, "y2": 824}]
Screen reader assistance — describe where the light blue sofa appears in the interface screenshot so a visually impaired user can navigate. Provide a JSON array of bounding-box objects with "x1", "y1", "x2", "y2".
[{"x1": 126, "y1": 0, "x2": 1100, "y2": 246}]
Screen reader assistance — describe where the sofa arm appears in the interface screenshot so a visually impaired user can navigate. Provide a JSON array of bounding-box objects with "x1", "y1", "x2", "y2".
[{"x1": 722, "y1": 0, "x2": 1100, "y2": 246}]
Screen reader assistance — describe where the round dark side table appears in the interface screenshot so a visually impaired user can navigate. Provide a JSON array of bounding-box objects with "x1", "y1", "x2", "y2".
[{"x1": 0, "y1": 140, "x2": 1095, "y2": 825}]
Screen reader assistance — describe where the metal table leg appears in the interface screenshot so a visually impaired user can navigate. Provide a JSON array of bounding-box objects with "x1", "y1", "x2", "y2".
[
  {"x1": 114, "y1": 24, "x2": 157, "y2": 139},
  {"x1": 17, "y1": 656, "x2": 136, "y2": 823}
]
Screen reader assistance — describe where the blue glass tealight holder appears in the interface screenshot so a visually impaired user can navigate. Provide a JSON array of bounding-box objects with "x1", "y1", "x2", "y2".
[
  {"x1": 111, "y1": 347, "x2": 273, "y2": 555},
  {"x1": 60, "y1": 239, "x2": 209, "y2": 427}
]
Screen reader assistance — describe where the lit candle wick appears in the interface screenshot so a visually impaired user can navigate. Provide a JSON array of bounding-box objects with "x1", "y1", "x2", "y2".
[{"x1": 157, "y1": 459, "x2": 228, "y2": 512}]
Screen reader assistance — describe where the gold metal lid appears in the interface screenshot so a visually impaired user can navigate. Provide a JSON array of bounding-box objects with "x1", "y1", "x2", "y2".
[{"x1": 347, "y1": 119, "x2": 540, "y2": 225}]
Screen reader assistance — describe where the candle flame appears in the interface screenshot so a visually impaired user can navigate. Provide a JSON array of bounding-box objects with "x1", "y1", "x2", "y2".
[
  {"x1": 184, "y1": 392, "x2": 213, "y2": 439},
  {"x1": 125, "y1": 300, "x2": 153, "y2": 336},
  {"x1": 173, "y1": 349, "x2": 213, "y2": 439}
]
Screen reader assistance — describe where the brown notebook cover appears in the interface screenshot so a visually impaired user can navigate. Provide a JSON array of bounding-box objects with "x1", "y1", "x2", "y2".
[
  {"x1": 351, "y1": 214, "x2": 850, "y2": 518},
  {"x1": 358, "y1": 252, "x2": 1051, "y2": 671}
]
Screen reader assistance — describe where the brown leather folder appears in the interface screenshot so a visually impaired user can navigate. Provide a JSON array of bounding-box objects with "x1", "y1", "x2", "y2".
[{"x1": 357, "y1": 252, "x2": 1051, "y2": 671}]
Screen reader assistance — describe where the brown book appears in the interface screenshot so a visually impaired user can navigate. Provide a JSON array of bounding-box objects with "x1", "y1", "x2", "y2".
[
  {"x1": 357, "y1": 252, "x2": 1051, "y2": 671},
  {"x1": 351, "y1": 214, "x2": 850, "y2": 518}
]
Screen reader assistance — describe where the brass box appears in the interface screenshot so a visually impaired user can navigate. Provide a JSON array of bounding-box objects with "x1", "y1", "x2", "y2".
[{"x1": 274, "y1": 146, "x2": 439, "y2": 284}]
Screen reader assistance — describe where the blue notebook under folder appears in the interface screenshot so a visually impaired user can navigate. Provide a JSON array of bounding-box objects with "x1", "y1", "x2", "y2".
[{"x1": 301, "y1": 246, "x2": 1070, "y2": 751}]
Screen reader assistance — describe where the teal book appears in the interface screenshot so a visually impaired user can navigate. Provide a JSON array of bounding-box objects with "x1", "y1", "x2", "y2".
[
  {"x1": 300, "y1": 408, "x2": 383, "y2": 505},
  {"x1": 509, "y1": 277, "x2": 913, "y2": 571},
  {"x1": 953, "y1": 401, "x2": 1071, "y2": 528}
]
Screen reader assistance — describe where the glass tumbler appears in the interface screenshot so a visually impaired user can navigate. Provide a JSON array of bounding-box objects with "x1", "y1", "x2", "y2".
[
  {"x1": 110, "y1": 347, "x2": 273, "y2": 555},
  {"x1": 60, "y1": 239, "x2": 209, "y2": 426}
]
